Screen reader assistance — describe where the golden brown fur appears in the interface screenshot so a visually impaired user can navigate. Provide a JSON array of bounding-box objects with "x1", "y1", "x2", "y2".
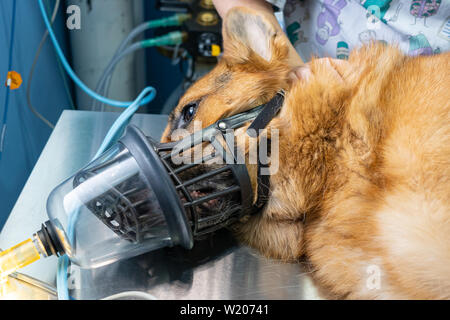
[{"x1": 162, "y1": 7, "x2": 450, "y2": 299}]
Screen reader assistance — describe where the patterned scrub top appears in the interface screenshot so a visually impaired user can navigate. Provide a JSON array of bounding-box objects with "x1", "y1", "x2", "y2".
[{"x1": 266, "y1": 0, "x2": 450, "y2": 61}]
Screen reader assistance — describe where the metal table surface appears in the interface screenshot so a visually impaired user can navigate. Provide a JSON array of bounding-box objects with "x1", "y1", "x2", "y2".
[{"x1": 0, "y1": 110, "x2": 322, "y2": 300}]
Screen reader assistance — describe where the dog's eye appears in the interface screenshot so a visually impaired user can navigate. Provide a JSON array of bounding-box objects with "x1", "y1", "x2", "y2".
[{"x1": 180, "y1": 102, "x2": 198, "y2": 126}]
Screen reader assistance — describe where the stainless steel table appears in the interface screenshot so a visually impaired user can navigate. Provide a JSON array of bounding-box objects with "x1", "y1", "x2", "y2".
[{"x1": 0, "y1": 110, "x2": 322, "y2": 300}]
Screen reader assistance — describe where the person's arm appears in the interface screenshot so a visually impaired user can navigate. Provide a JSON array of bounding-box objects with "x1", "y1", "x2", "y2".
[
  {"x1": 213, "y1": 0, "x2": 274, "y2": 19},
  {"x1": 213, "y1": 0, "x2": 304, "y2": 66}
]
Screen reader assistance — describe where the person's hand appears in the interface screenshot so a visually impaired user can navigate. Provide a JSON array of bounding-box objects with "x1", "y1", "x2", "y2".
[{"x1": 213, "y1": 0, "x2": 273, "y2": 19}]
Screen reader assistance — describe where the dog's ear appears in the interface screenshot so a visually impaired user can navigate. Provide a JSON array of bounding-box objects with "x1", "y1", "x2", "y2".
[{"x1": 223, "y1": 7, "x2": 289, "y2": 65}]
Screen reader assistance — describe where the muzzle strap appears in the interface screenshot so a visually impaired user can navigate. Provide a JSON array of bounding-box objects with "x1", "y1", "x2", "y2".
[
  {"x1": 254, "y1": 157, "x2": 271, "y2": 211},
  {"x1": 247, "y1": 93, "x2": 285, "y2": 138},
  {"x1": 246, "y1": 93, "x2": 284, "y2": 211}
]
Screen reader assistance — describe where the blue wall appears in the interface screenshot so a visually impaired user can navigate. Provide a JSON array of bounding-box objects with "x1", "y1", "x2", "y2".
[{"x1": 0, "y1": 0, "x2": 72, "y2": 229}]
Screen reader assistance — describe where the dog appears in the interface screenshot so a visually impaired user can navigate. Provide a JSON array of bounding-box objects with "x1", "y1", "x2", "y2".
[{"x1": 161, "y1": 7, "x2": 450, "y2": 299}]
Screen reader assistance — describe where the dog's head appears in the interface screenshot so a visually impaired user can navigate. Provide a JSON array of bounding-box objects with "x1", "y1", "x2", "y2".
[
  {"x1": 160, "y1": 8, "x2": 304, "y2": 211},
  {"x1": 161, "y1": 7, "x2": 298, "y2": 142}
]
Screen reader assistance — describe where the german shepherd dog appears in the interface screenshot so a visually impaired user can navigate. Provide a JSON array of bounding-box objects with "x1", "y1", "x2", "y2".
[{"x1": 161, "y1": 7, "x2": 450, "y2": 299}]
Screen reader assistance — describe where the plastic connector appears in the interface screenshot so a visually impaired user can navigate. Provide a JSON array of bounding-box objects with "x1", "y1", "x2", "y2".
[
  {"x1": 141, "y1": 31, "x2": 188, "y2": 48},
  {"x1": 148, "y1": 13, "x2": 192, "y2": 28},
  {"x1": 0, "y1": 221, "x2": 67, "y2": 284},
  {"x1": 0, "y1": 239, "x2": 41, "y2": 284}
]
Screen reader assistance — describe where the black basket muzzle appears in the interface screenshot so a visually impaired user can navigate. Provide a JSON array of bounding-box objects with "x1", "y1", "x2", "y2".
[{"x1": 73, "y1": 105, "x2": 266, "y2": 250}]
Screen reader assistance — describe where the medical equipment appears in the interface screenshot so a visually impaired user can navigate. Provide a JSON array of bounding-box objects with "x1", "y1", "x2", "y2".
[{"x1": 156, "y1": 0, "x2": 222, "y2": 59}]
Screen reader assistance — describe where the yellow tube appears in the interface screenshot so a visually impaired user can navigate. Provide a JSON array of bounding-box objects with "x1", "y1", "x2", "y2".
[{"x1": 0, "y1": 239, "x2": 41, "y2": 284}]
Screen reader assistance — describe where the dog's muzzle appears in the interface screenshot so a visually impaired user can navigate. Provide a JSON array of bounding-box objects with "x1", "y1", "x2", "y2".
[{"x1": 44, "y1": 95, "x2": 283, "y2": 267}]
